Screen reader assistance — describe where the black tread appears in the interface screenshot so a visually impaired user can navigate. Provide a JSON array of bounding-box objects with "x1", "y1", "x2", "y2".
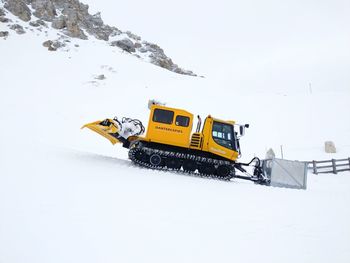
[{"x1": 128, "y1": 142, "x2": 236, "y2": 181}]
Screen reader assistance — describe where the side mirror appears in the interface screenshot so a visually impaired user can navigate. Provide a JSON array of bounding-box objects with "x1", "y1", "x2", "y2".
[{"x1": 239, "y1": 125, "x2": 245, "y2": 136}]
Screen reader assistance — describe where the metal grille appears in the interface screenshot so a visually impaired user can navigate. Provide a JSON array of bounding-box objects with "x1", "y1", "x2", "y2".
[{"x1": 263, "y1": 158, "x2": 308, "y2": 190}]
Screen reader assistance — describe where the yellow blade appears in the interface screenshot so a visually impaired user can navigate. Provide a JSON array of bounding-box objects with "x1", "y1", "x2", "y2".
[{"x1": 81, "y1": 119, "x2": 121, "y2": 145}]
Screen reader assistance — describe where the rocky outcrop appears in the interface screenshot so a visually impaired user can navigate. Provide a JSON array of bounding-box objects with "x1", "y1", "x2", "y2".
[
  {"x1": 95, "y1": 74, "x2": 106, "y2": 80},
  {"x1": 0, "y1": 7, "x2": 11, "y2": 22},
  {"x1": 134, "y1": 42, "x2": 141, "y2": 49},
  {"x1": 0, "y1": 31, "x2": 9, "y2": 37},
  {"x1": 51, "y1": 15, "x2": 65, "y2": 29},
  {"x1": 142, "y1": 41, "x2": 195, "y2": 76},
  {"x1": 53, "y1": 0, "x2": 114, "y2": 40},
  {"x1": 9, "y1": 24, "x2": 25, "y2": 34},
  {"x1": 111, "y1": 38, "x2": 136, "y2": 53},
  {"x1": 4, "y1": 0, "x2": 31, "y2": 21},
  {"x1": 31, "y1": 0, "x2": 57, "y2": 21},
  {"x1": 0, "y1": 7, "x2": 6, "y2": 16},
  {"x1": 43, "y1": 39, "x2": 65, "y2": 51},
  {"x1": 1, "y1": 0, "x2": 197, "y2": 76},
  {"x1": 126, "y1": 31, "x2": 141, "y2": 41},
  {"x1": 0, "y1": 16, "x2": 11, "y2": 22},
  {"x1": 29, "y1": 19, "x2": 47, "y2": 27},
  {"x1": 64, "y1": 11, "x2": 87, "y2": 39},
  {"x1": 42, "y1": 40, "x2": 52, "y2": 47},
  {"x1": 5, "y1": 0, "x2": 112, "y2": 40}
]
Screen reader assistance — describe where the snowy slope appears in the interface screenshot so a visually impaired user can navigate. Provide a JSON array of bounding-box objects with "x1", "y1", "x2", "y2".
[
  {"x1": 1, "y1": 1, "x2": 350, "y2": 263},
  {"x1": 82, "y1": 0, "x2": 350, "y2": 93}
]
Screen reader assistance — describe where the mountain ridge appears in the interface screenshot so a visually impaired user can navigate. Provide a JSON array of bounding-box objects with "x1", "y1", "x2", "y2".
[{"x1": 0, "y1": 0, "x2": 197, "y2": 76}]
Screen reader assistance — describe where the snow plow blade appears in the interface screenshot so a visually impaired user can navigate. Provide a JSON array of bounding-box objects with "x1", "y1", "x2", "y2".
[
  {"x1": 81, "y1": 119, "x2": 122, "y2": 145},
  {"x1": 260, "y1": 158, "x2": 308, "y2": 189}
]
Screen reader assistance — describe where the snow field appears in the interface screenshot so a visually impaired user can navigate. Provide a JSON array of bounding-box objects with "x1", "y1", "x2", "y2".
[{"x1": 1, "y1": 1, "x2": 350, "y2": 262}]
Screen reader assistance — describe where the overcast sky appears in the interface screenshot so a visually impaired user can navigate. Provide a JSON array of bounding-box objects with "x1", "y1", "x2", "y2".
[{"x1": 84, "y1": 0, "x2": 350, "y2": 92}]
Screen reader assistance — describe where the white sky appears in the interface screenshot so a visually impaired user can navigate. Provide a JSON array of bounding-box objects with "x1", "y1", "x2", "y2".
[{"x1": 83, "y1": 0, "x2": 350, "y2": 92}]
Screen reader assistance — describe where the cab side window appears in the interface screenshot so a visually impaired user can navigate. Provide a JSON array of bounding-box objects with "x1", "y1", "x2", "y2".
[
  {"x1": 175, "y1": 115, "x2": 190, "y2": 127},
  {"x1": 153, "y1": 109, "x2": 174, "y2": 124}
]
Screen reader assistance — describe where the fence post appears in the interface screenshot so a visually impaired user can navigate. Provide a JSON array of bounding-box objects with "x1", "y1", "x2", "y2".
[
  {"x1": 280, "y1": 145, "x2": 284, "y2": 159},
  {"x1": 332, "y1": 159, "x2": 337, "y2": 174},
  {"x1": 312, "y1": 160, "x2": 317, "y2": 174}
]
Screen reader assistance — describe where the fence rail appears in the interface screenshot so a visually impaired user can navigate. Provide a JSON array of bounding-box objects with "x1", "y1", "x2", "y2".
[{"x1": 307, "y1": 158, "x2": 350, "y2": 174}]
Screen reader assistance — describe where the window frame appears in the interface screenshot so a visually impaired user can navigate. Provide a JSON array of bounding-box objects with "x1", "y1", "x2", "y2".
[
  {"x1": 152, "y1": 109, "x2": 174, "y2": 125},
  {"x1": 212, "y1": 121, "x2": 236, "y2": 150},
  {"x1": 175, "y1": 115, "x2": 190, "y2": 127}
]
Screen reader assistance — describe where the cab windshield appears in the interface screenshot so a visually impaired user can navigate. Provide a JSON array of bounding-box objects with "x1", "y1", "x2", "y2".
[{"x1": 212, "y1": 121, "x2": 237, "y2": 151}]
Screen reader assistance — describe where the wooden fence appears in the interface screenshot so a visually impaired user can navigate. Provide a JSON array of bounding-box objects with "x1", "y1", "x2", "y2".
[{"x1": 307, "y1": 158, "x2": 350, "y2": 174}]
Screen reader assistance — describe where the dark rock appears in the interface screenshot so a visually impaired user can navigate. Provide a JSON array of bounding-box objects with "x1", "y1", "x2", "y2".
[
  {"x1": 9, "y1": 24, "x2": 26, "y2": 34},
  {"x1": 90, "y1": 12, "x2": 103, "y2": 27},
  {"x1": 139, "y1": 46, "x2": 148, "y2": 53},
  {"x1": 110, "y1": 27, "x2": 122, "y2": 37},
  {"x1": 29, "y1": 19, "x2": 47, "y2": 27},
  {"x1": 126, "y1": 31, "x2": 141, "y2": 41},
  {"x1": 29, "y1": 20, "x2": 39, "y2": 27},
  {"x1": 95, "y1": 74, "x2": 106, "y2": 80},
  {"x1": 88, "y1": 27, "x2": 110, "y2": 41},
  {"x1": 0, "y1": 8, "x2": 6, "y2": 16},
  {"x1": 43, "y1": 40, "x2": 53, "y2": 47},
  {"x1": 134, "y1": 42, "x2": 141, "y2": 49},
  {"x1": 42, "y1": 39, "x2": 65, "y2": 51},
  {"x1": 48, "y1": 45, "x2": 57, "y2": 51},
  {"x1": 143, "y1": 42, "x2": 163, "y2": 52},
  {"x1": 150, "y1": 54, "x2": 173, "y2": 69},
  {"x1": 173, "y1": 67, "x2": 195, "y2": 76},
  {"x1": 4, "y1": 0, "x2": 31, "y2": 21},
  {"x1": 52, "y1": 40, "x2": 65, "y2": 49},
  {"x1": 0, "y1": 31, "x2": 9, "y2": 37},
  {"x1": 52, "y1": 15, "x2": 66, "y2": 29},
  {"x1": 111, "y1": 38, "x2": 135, "y2": 53},
  {"x1": 0, "y1": 17, "x2": 11, "y2": 23}
]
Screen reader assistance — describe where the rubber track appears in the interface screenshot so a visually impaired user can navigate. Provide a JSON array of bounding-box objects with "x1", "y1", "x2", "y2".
[{"x1": 128, "y1": 144, "x2": 235, "y2": 181}]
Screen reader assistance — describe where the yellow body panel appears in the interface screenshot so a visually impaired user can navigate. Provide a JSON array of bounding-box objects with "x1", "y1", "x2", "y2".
[{"x1": 144, "y1": 105, "x2": 193, "y2": 148}]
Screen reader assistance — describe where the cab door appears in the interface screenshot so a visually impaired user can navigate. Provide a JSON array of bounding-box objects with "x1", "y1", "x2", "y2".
[{"x1": 202, "y1": 117, "x2": 239, "y2": 161}]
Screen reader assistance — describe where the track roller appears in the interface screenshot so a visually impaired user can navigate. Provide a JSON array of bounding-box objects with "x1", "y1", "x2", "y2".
[
  {"x1": 166, "y1": 157, "x2": 182, "y2": 169},
  {"x1": 183, "y1": 160, "x2": 197, "y2": 172},
  {"x1": 150, "y1": 153, "x2": 163, "y2": 166},
  {"x1": 198, "y1": 163, "x2": 216, "y2": 175},
  {"x1": 217, "y1": 165, "x2": 232, "y2": 178}
]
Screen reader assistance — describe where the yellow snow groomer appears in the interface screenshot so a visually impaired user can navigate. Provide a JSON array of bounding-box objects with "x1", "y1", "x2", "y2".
[{"x1": 82, "y1": 102, "x2": 308, "y2": 189}]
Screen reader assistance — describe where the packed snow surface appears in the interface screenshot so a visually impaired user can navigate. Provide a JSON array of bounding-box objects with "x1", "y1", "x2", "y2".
[{"x1": 1, "y1": 1, "x2": 350, "y2": 262}]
